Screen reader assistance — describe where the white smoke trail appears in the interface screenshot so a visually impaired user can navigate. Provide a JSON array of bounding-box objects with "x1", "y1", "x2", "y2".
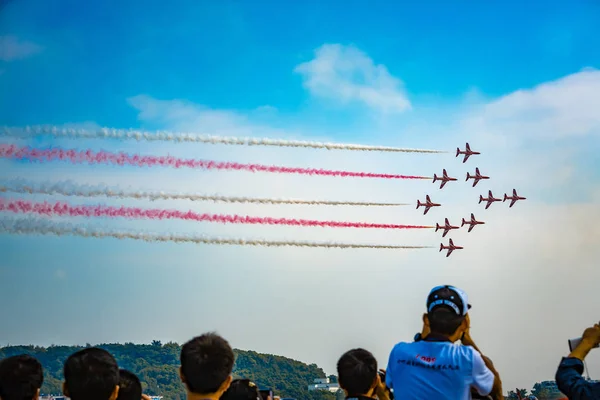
[
  {"x1": 0, "y1": 179, "x2": 408, "y2": 207},
  {"x1": 1, "y1": 125, "x2": 447, "y2": 153},
  {"x1": 0, "y1": 217, "x2": 433, "y2": 249}
]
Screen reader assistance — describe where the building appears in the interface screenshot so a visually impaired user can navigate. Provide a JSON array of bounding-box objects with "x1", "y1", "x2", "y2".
[{"x1": 307, "y1": 377, "x2": 340, "y2": 392}]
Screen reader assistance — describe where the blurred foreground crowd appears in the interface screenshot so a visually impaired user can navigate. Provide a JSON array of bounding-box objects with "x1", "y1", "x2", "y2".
[{"x1": 1, "y1": 285, "x2": 599, "y2": 400}]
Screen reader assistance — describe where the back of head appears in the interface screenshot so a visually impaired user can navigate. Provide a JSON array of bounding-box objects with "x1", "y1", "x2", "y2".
[
  {"x1": 117, "y1": 369, "x2": 142, "y2": 400},
  {"x1": 63, "y1": 347, "x2": 119, "y2": 400},
  {"x1": 336, "y1": 348, "x2": 377, "y2": 396},
  {"x1": 180, "y1": 332, "x2": 235, "y2": 394},
  {"x1": 426, "y1": 285, "x2": 470, "y2": 336},
  {"x1": 0, "y1": 354, "x2": 43, "y2": 400},
  {"x1": 220, "y1": 379, "x2": 261, "y2": 400}
]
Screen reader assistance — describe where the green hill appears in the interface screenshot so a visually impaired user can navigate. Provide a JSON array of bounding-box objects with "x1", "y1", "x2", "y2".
[{"x1": 0, "y1": 342, "x2": 337, "y2": 400}]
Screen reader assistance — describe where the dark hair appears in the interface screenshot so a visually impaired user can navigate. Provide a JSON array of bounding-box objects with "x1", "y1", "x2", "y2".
[
  {"x1": 117, "y1": 369, "x2": 142, "y2": 400},
  {"x1": 64, "y1": 347, "x2": 120, "y2": 400},
  {"x1": 0, "y1": 354, "x2": 44, "y2": 400},
  {"x1": 180, "y1": 332, "x2": 234, "y2": 394},
  {"x1": 337, "y1": 348, "x2": 377, "y2": 396},
  {"x1": 220, "y1": 379, "x2": 261, "y2": 400},
  {"x1": 428, "y1": 308, "x2": 465, "y2": 335}
]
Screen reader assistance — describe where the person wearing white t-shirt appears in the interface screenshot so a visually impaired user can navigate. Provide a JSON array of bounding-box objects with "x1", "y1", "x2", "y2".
[{"x1": 385, "y1": 285, "x2": 502, "y2": 400}]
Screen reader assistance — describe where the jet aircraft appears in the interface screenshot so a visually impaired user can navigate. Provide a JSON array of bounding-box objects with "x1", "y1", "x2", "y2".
[
  {"x1": 479, "y1": 190, "x2": 501, "y2": 209},
  {"x1": 466, "y1": 167, "x2": 490, "y2": 187},
  {"x1": 456, "y1": 142, "x2": 480, "y2": 163},
  {"x1": 435, "y1": 218, "x2": 459, "y2": 237},
  {"x1": 416, "y1": 195, "x2": 441, "y2": 215},
  {"x1": 440, "y1": 238, "x2": 463, "y2": 257},
  {"x1": 461, "y1": 213, "x2": 485, "y2": 232},
  {"x1": 504, "y1": 189, "x2": 526, "y2": 207},
  {"x1": 433, "y1": 169, "x2": 457, "y2": 189}
]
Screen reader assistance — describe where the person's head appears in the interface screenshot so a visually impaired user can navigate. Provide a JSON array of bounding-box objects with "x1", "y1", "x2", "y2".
[
  {"x1": 63, "y1": 347, "x2": 120, "y2": 400},
  {"x1": 337, "y1": 348, "x2": 379, "y2": 397},
  {"x1": 423, "y1": 285, "x2": 471, "y2": 340},
  {"x1": 179, "y1": 332, "x2": 234, "y2": 397},
  {"x1": 116, "y1": 369, "x2": 142, "y2": 400},
  {"x1": 220, "y1": 379, "x2": 261, "y2": 400},
  {"x1": 0, "y1": 354, "x2": 43, "y2": 400}
]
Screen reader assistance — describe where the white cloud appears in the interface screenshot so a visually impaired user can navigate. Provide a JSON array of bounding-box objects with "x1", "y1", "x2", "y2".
[
  {"x1": 294, "y1": 44, "x2": 411, "y2": 113},
  {"x1": 0, "y1": 35, "x2": 42, "y2": 62}
]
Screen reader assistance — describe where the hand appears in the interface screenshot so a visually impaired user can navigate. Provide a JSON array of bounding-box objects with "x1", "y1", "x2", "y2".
[
  {"x1": 142, "y1": 395, "x2": 151, "y2": 400},
  {"x1": 581, "y1": 323, "x2": 600, "y2": 347},
  {"x1": 374, "y1": 370, "x2": 390, "y2": 400}
]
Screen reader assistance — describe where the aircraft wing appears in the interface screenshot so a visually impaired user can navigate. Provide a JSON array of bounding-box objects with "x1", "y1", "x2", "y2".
[
  {"x1": 468, "y1": 224, "x2": 474, "y2": 232},
  {"x1": 485, "y1": 201, "x2": 492, "y2": 209},
  {"x1": 446, "y1": 248, "x2": 453, "y2": 257},
  {"x1": 463, "y1": 154, "x2": 469, "y2": 163},
  {"x1": 510, "y1": 198, "x2": 517, "y2": 207},
  {"x1": 424, "y1": 206, "x2": 430, "y2": 215}
]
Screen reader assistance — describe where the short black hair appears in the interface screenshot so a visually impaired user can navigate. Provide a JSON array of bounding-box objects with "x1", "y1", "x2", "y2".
[
  {"x1": 337, "y1": 348, "x2": 377, "y2": 396},
  {"x1": 180, "y1": 332, "x2": 234, "y2": 394},
  {"x1": 221, "y1": 379, "x2": 260, "y2": 400},
  {"x1": 64, "y1": 347, "x2": 120, "y2": 400},
  {"x1": 428, "y1": 307, "x2": 465, "y2": 335},
  {"x1": 0, "y1": 354, "x2": 44, "y2": 400},
  {"x1": 117, "y1": 369, "x2": 142, "y2": 400}
]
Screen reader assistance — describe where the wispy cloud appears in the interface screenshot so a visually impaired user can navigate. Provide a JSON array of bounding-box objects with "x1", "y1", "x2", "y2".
[
  {"x1": 294, "y1": 44, "x2": 411, "y2": 113},
  {"x1": 0, "y1": 35, "x2": 42, "y2": 62}
]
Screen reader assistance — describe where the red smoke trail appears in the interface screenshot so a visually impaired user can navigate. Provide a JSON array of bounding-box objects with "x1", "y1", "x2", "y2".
[
  {"x1": 0, "y1": 144, "x2": 431, "y2": 180},
  {"x1": 0, "y1": 199, "x2": 434, "y2": 230}
]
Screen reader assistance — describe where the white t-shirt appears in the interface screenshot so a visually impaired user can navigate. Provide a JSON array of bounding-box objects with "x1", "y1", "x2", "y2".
[{"x1": 386, "y1": 340, "x2": 495, "y2": 400}]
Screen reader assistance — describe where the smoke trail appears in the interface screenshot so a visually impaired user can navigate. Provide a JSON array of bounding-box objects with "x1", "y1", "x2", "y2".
[
  {"x1": 0, "y1": 198, "x2": 433, "y2": 230},
  {"x1": 0, "y1": 144, "x2": 431, "y2": 180},
  {"x1": 0, "y1": 179, "x2": 409, "y2": 207},
  {"x1": 0, "y1": 217, "x2": 434, "y2": 249},
  {"x1": 1, "y1": 126, "x2": 447, "y2": 154}
]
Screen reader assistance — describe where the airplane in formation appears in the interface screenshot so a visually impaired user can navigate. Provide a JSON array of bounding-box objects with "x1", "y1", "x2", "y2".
[
  {"x1": 456, "y1": 142, "x2": 480, "y2": 163},
  {"x1": 416, "y1": 195, "x2": 440, "y2": 215},
  {"x1": 479, "y1": 190, "x2": 502, "y2": 209},
  {"x1": 435, "y1": 218, "x2": 459, "y2": 237},
  {"x1": 466, "y1": 167, "x2": 490, "y2": 187},
  {"x1": 440, "y1": 238, "x2": 463, "y2": 257},
  {"x1": 433, "y1": 169, "x2": 457, "y2": 189},
  {"x1": 504, "y1": 189, "x2": 526, "y2": 207},
  {"x1": 461, "y1": 213, "x2": 485, "y2": 232}
]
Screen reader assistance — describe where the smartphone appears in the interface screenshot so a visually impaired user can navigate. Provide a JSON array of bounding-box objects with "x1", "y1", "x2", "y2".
[
  {"x1": 568, "y1": 337, "x2": 600, "y2": 352},
  {"x1": 259, "y1": 389, "x2": 273, "y2": 400}
]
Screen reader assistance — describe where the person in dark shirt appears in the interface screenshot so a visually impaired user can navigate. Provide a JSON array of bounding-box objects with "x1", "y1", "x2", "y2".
[
  {"x1": 0, "y1": 354, "x2": 43, "y2": 400},
  {"x1": 337, "y1": 348, "x2": 390, "y2": 400},
  {"x1": 116, "y1": 369, "x2": 142, "y2": 400},
  {"x1": 63, "y1": 347, "x2": 120, "y2": 400},
  {"x1": 220, "y1": 379, "x2": 261, "y2": 400},
  {"x1": 555, "y1": 322, "x2": 600, "y2": 400}
]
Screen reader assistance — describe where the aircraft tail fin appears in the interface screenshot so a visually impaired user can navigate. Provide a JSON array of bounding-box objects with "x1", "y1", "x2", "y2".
[
  {"x1": 435, "y1": 223, "x2": 440, "y2": 232},
  {"x1": 461, "y1": 218, "x2": 466, "y2": 227},
  {"x1": 503, "y1": 194, "x2": 507, "y2": 201},
  {"x1": 456, "y1": 147, "x2": 460, "y2": 157},
  {"x1": 416, "y1": 200, "x2": 422, "y2": 209},
  {"x1": 478, "y1": 195, "x2": 483, "y2": 204},
  {"x1": 439, "y1": 243, "x2": 443, "y2": 252},
  {"x1": 466, "y1": 172, "x2": 471, "y2": 181},
  {"x1": 433, "y1": 174, "x2": 438, "y2": 182}
]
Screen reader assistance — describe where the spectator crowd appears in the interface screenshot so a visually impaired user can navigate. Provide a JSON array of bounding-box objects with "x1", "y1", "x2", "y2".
[{"x1": 1, "y1": 285, "x2": 599, "y2": 400}]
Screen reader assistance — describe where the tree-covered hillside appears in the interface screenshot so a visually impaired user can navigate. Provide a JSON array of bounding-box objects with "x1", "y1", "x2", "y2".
[{"x1": 0, "y1": 342, "x2": 337, "y2": 400}]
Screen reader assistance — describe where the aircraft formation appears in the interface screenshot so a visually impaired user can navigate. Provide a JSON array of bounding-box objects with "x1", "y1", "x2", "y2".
[{"x1": 416, "y1": 143, "x2": 526, "y2": 257}]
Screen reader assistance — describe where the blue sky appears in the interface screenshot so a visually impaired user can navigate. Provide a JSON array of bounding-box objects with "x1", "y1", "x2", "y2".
[{"x1": 1, "y1": 0, "x2": 600, "y2": 394}]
